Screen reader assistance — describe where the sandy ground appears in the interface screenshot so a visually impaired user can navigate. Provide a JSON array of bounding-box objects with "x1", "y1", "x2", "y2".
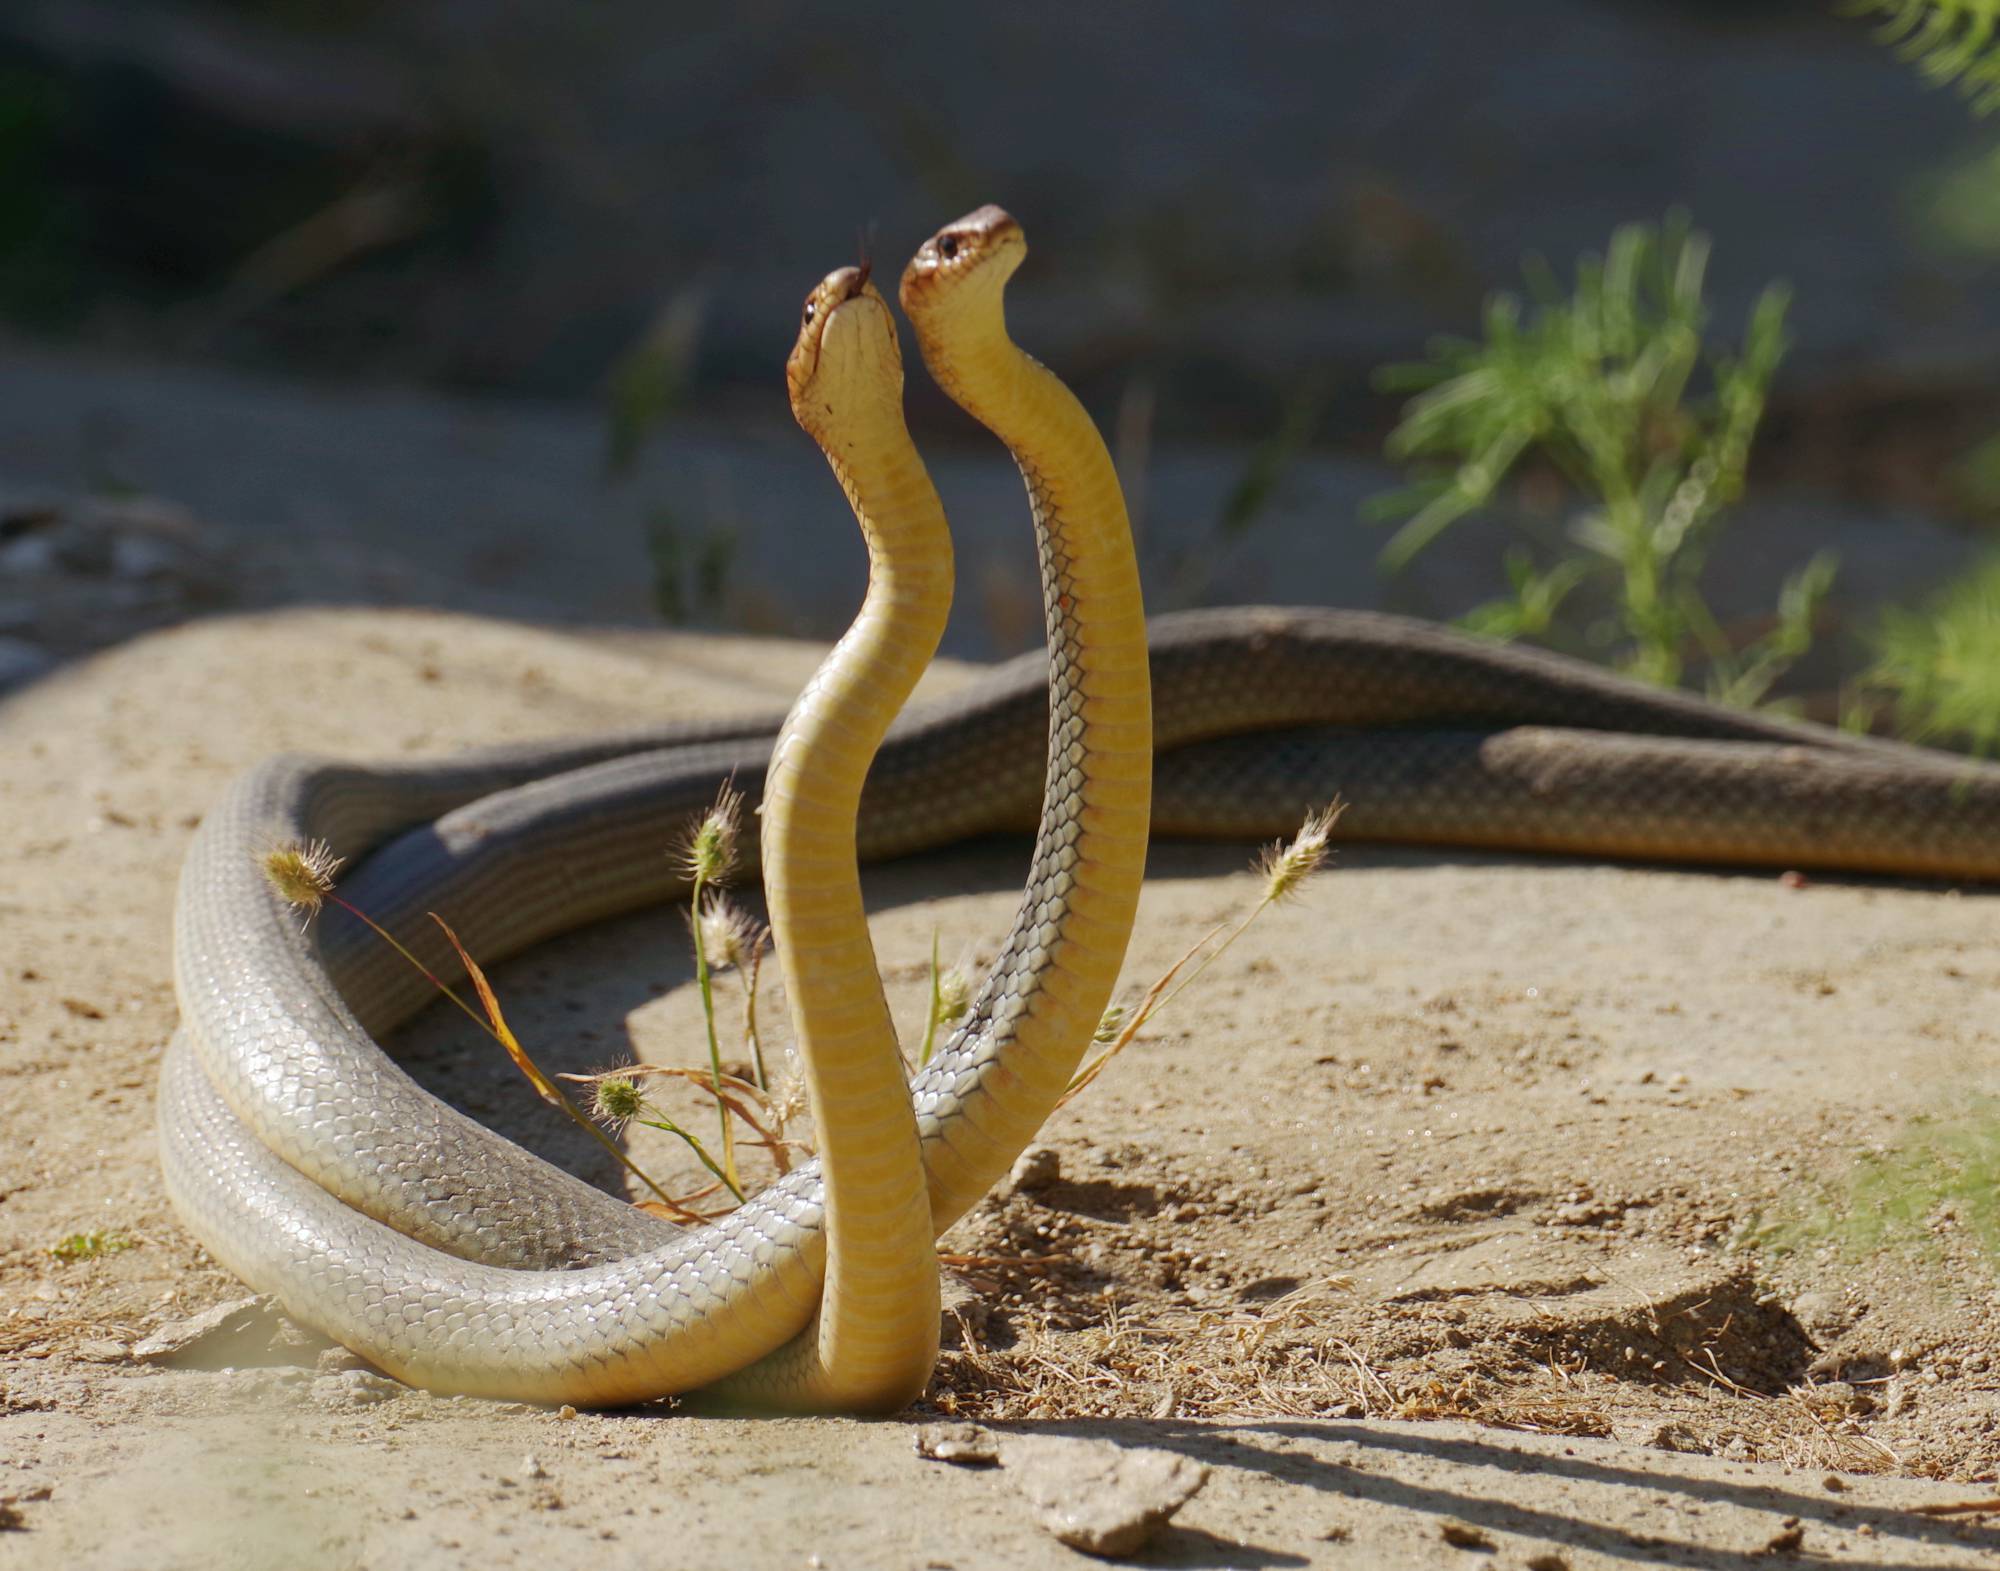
[{"x1": 6, "y1": 607, "x2": 2000, "y2": 1568}]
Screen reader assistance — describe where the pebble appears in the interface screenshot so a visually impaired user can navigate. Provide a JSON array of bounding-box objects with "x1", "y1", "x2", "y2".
[
  {"x1": 130, "y1": 1296, "x2": 274, "y2": 1364},
  {"x1": 311, "y1": 1369, "x2": 405, "y2": 1407},
  {"x1": 914, "y1": 1422, "x2": 1000, "y2": 1467},
  {"x1": 1008, "y1": 1146, "x2": 1062, "y2": 1194},
  {"x1": 999, "y1": 1434, "x2": 1207, "y2": 1557}
]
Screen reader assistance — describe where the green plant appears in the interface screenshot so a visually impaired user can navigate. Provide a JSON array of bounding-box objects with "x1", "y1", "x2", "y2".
[
  {"x1": 1759, "y1": 1098, "x2": 2000, "y2": 1264},
  {"x1": 1848, "y1": 2, "x2": 2000, "y2": 114},
  {"x1": 1858, "y1": 551, "x2": 2000, "y2": 754},
  {"x1": 1367, "y1": 213, "x2": 1824, "y2": 703},
  {"x1": 48, "y1": 1231, "x2": 131, "y2": 1262}
]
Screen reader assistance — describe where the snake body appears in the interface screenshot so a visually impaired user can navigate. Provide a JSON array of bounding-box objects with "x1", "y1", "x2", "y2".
[{"x1": 160, "y1": 209, "x2": 2000, "y2": 1410}]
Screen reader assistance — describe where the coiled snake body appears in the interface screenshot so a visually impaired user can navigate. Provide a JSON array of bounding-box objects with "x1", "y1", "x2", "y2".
[{"x1": 160, "y1": 207, "x2": 2000, "y2": 1410}]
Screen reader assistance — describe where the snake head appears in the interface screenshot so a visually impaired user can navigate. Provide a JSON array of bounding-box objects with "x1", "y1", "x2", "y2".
[
  {"x1": 899, "y1": 206, "x2": 1025, "y2": 317},
  {"x1": 786, "y1": 265, "x2": 903, "y2": 435}
]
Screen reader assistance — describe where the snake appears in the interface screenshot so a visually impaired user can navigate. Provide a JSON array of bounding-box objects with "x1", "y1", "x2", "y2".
[{"x1": 158, "y1": 205, "x2": 2000, "y2": 1411}]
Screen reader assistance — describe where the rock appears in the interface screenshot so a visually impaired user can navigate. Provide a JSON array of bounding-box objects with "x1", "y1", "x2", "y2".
[
  {"x1": 314, "y1": 1346, "x2": 375, "y2": 1376},
  {"x1": 74, "y1": 1339, "x2": 131, "y2": 1364},
  {"x1": 1788, "y1": 1291, "x2": 1848, "y2": 1337},
  {"x1": 523, "y1": 1454, "x2": 548, "y2": 1480},
  {"x1": 1000, "y1": 1434, "x2": 1207, "y2": 1557},
  {"x1": 1616, "y1": 1419, "x2": 1705, "y2": 1454},
  {"x1": 939, "y1": 1274, "x2": 992, "y2": 1348},
  {"x1": 130, "y1": 1296, "x2": 276, "y2": 1364},
  {"x1": 1760, "y1": 1517, "x2": 1805, "y2": 1555},
  {"x1": 1009, "y1": 1146, "x2": 1062, "y2": 1194},
  {"x1": 914, "y1": 1422, "x2": 1000, "y2": 1467},
  {"x1": 1439, "y1": 1518, "x2": 1496, "y2": 1549},
  {"x1": 310, "y1": 1369, "x2": 404, "y2": 1407}
]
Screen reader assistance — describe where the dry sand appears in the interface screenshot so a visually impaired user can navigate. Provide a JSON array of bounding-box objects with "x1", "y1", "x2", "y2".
[{"x1": 6, "y1": 607, "x2": 2000, "y2": 1568}]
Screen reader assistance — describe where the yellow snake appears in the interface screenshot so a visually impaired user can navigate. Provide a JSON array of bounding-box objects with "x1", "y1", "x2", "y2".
[{"x1": 158, "y1": 206, "x2": 1149, "y2": 1408}]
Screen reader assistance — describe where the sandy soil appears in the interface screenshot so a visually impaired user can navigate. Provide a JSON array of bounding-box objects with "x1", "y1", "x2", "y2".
[{"x1": 6, "y1": 607, "x2": 2000, "y2": 1568}]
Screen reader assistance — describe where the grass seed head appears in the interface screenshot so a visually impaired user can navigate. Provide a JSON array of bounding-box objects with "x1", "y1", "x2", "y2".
[
  {"x1": 696, "y1": 892, "x2": 766, "y2": 973},
  {"x1": 1257, "y1": 800, "x2": 1345, "y2": 904},
  {"x1": 261, "y1": 838, "x2": 345, "y2": 918},
  {"x1": 935, "y1": 965, "x2": 973, "y2": 1027},
  {"x1": 1094, "y1": 1004, "x2": 1126, "y2": 1045},
  {"x1": 591, "y1": 1076, "x2": 645, "y2": 1127},
  {"x1": 679, "y1": 783, "x2": 745, "y2": 884}
]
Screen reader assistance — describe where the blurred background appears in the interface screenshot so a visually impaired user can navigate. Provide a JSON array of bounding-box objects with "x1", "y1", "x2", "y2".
[{"x1": 3, "y1": 0, "x2": 1999, "y2": 741}]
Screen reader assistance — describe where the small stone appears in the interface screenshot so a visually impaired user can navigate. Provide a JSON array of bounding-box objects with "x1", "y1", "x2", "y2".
[
  {"x1": 1001, "y1": 1434, "x2": 1206, "y2": 1557},
  {"x1": 311, "y1": 1369, "x2": 404, "y2": 1407},
  {"x1": 1821, "y1": 1475, "x2": 1845, "y2": 1492},
  {"x1": 1524, "y1": 1555, "x2": 1570, "y2": 1571},
  {"x1": 131, "y1": 1296, "x2": 275, "y2": 1364},
  {"x1": 266, "y1": 1317, "x2": 332, "y2": 1359},
  {"x1": 1618, "y1": 1419, "x2": 1704, "y2": 1455},
  {"x1": 1439, "y1": 1519, "x2": 1495, "y2": 1549},
  {"x1": 74, "y1": 1339, "x2": 130, "y2": 1363},
  {"x1": 315, "y1": 1346, "x2": 374, "y2": 1376},
  {"x1": 939, "y1": 1275, "x2": 990, "y2": 1348},
  {"x1": 523, "y1": 1455, "x2": 548, "y2": 1480},
  {"x1": 1758, "y1": 1517, "x2": 1804, "y2": 1555},
  {"x1": 1788, "y1": 1291, "x2": 1846, "y2": 1337},
  {"x1": 915, "y1": 1422, "x2": 1000, "y2": 1466},
  {"x1": 557, "y1": 1404, "x2": 578, "y2": 1420},
  {"x1": 1009, "y1": 1146, "x2": 1062, "y2": 1193}
]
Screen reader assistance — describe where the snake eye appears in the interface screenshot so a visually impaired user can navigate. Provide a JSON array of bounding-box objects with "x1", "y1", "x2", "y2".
[
  {"x1": 802, "y1": 299, "x2": 817, "y2": 325},
  {"x1": 938, "y1": 235, "x2": 959, "y2": 260}
]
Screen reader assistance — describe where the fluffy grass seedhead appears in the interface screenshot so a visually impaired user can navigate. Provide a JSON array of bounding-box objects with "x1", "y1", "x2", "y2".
[
  {"x1": 591, "y1": 1076, "x2": 646, "y2": 1127},
  {"x1": 1257, "y1": 801, "x2": 1345, "y2": 904},
  {"x1": 935, "y1": 965, "x2": 973, "y2": 1027},
  {"x1": 260, "y1": 838, "x2": 345, "y2": 919},
  {"x1": 679, "y1": 783, "x2": 745, "y2": 885},
  {"x1": 696, "y1": 892, "x2": 767, "y2": 973}
]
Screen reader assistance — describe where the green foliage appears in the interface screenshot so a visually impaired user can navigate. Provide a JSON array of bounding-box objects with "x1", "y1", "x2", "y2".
[
  {"x1": 1369, "y1": 213, "x2": 1819, "y2": 701},
  {"x1": 1908, "y1": 142, "x2": 2000, "y2": 261},
  {"x1": 48, "y1": 1230, "x2": 131, "y2": 1262},
  {"x1": 1860, "y1": 551, "x2": 2000, "y2": 755},
  {"x1": 1761, "y1": 1100, "x2": 2000, "y2": 1264},
  {"x1": 1849, "y1": 1, "x2": 2000, "y2": 115}
]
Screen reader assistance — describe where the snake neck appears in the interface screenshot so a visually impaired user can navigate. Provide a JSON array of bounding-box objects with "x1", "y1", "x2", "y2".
[
  {"x1": 906, "y1": 277, "x2": 1154, "y2": 1232},
  {"x1": 754, "y1": 397, "x2": 950, "y2": 1411}
]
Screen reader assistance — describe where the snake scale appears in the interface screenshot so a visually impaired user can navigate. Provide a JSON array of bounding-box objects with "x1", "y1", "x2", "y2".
[{"x1": 160, "y1": 206, "x2": 2000, "y2": 1410}]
